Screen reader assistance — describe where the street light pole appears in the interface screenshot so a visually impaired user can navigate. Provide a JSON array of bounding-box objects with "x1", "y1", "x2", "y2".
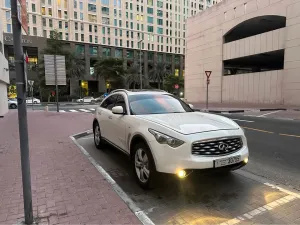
[
  {"x1": 11, "y1": 0, "x2": 33, "y2": 224},
  {"x1": 138, "y1": 39, "x2": 143, "y2": 89}
]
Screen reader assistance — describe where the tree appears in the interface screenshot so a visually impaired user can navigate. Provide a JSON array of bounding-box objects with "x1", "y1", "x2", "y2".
[
  {"x1": 94, "y1": 57, "x2": 125, "y2": 89},
  {"x1": 123, "y1": 63, "x2": 146, "y2": 89},
  {"x1": 37, "y1": 30, "x2": 85, "y2": 100},
  {"x1": 164, "y1": 74, "x2": 184, "y2": 93},
  {"x1": 149, "y1": 62, "x2": 170, "y2": 89}
]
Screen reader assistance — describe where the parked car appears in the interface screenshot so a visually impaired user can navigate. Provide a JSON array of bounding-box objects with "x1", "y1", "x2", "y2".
[
  {"x1": 26, "y1": 97, "x2": 41, "y2": 104},
  {"x1": 92, "y1": 89, "x2": 249, "y2": 189},
  {"x1": 8, "y1": 99, "x2": 18, "y2": 109},
  {"x1": 91, "y1": 95, "x2": 105, "y2": 104},
  {"x1": 76, "y1": 96, "x2": 94, "y2": 103}
]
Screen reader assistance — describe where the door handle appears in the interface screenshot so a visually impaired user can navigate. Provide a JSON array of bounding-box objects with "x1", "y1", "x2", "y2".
[{"x1": 108, "y1": 116, "x2": 112, "y2": 119}]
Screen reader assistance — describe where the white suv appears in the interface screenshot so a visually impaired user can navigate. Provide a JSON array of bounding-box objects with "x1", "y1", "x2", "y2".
[{"x1": 93, "y1": 90, "x2": 249, "y2": 189}]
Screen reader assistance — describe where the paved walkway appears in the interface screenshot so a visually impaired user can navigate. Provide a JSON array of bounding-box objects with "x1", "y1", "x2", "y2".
[{"x1": 0, "y1": 111, "x2": 140, "y2": 224}]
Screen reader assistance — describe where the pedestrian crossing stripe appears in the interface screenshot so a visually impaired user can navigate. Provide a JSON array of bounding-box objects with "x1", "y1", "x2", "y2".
[{"x1": 58, "y1": 108, "x2": 96, "y2": 113}]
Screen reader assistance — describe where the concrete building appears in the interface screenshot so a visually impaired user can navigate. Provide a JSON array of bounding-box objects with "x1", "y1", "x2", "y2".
[
  {"x1": 185, "y1": 0, "x2": 300, "y2": 105},
  {"x1": 0, "y1": 19, "x2": 9, "y2": 117},
  {"x1": 1, "y1": 0, "x2": 219, "y2": 95}
]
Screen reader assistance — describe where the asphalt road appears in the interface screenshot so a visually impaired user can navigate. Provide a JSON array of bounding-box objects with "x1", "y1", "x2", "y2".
[{"x1": 224, "y1": 114, "x2": 300, "y2": 191}]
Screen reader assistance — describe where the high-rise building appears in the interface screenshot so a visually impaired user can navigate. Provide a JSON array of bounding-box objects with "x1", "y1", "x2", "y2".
[{"x1": 1, "y1": 0, "x2": 218, "y2": 95}]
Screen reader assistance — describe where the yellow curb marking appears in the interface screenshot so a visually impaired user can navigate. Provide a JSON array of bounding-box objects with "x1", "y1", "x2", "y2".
[
  {"x1": 242, "y1": 126, "x2": 274, "y2": 134},
  {"x1": 279, "y1": 133, "x2": 300, "y2": 138}
]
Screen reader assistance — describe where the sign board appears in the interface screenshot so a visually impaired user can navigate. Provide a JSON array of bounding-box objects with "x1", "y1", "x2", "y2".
[
  {"x1": 44, "y1": 55, "x2": 66, "y2": 85},
  {"x1": 28, "y1": 80, "x2": 34, "y2": 86},
  {"x1": 205, "y1": 71, "x2": 212, "y2": 79},
  {"x1": 174, "y1": 84, "x2": 179, "y2": 89},
  {"x1": 17, "y1": 0, "x2": 28, "y2": 34}
]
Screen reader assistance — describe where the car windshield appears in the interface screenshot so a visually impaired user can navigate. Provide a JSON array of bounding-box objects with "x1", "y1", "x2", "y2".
[{"x1": 128, "y1": 94, "x2": 193, "y2": 115}]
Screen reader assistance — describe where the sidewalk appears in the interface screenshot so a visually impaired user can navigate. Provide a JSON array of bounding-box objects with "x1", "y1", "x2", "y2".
[
  {"x1": 0, "y1": 111, "x2": 140, "y2": 224},
  {"x1": 188, "y1": 102, "x2": 300, "y2": 113}
]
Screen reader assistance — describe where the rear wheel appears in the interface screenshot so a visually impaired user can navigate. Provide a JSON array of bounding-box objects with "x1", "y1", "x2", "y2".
[
  {"x1": 132, "y1": 142, "x2": 157, "y2": 189},
  {"x1": 93, "y1": 122, "x2": 103, "y2": 149},
  {"x1": 10, "y1": 104, "x2": 17, "y2": 109}
]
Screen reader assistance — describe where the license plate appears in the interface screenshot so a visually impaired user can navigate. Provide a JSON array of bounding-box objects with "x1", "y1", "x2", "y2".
[{"x1": 214, "y1": 155, "x2": 241, "y2": 168}]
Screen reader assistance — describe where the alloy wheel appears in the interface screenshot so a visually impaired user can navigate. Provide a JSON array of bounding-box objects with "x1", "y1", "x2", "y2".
[
  {"x1": 94, "y1": 125, "x2": 101, "y2": 146},
  {"x1": 135, "y1": 148, "x2": 150, "y2": 183}
]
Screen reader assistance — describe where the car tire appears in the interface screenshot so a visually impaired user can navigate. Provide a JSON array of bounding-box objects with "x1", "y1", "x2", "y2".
[
  {"x1": 93, "y1": 121, "x2": 103, "y2": 150},
  {"x1": 34, "y1": 101, "x2": 38, "y2": 104},
  {"x1": 10, "y1": 104, "x2": 17, "y2": 109},
  {"x1": 132, "y1": 142, "x2": 157, "y2": 189}
]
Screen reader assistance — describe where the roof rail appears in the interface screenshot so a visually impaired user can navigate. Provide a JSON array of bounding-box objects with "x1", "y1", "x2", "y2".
[{"x1": 110, "y1": 89, "x2": 128, "y2": 93}]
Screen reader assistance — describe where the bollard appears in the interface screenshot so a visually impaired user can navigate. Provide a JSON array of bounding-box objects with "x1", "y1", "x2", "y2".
[{"x1": 45, "y1": 106, "x2": 48, "y2": 112}]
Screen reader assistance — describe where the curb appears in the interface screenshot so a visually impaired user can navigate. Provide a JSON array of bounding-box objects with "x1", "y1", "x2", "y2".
[
  {"x1": 197, "y1": 108, "x2": 289, "y2": 113},
  {"x1": 70, "y1": 131, "x2": 154, "y2": 225}
]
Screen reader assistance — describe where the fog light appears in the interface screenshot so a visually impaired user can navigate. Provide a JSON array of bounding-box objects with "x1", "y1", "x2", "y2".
[
  {"x1": 244, "y1": 157, "x2": 249, "y2": 164},
  {"x1": 177, "y1": 170, "x2": 186, "y2": 178}
]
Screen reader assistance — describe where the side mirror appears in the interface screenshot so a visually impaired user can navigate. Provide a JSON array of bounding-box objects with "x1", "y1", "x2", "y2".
[
  {"x1": 189, "y1": 104, "x2": 194, "y2": 109},
  {"x1": 112, "y1": 106, "x2": 124, "y2": 115}
]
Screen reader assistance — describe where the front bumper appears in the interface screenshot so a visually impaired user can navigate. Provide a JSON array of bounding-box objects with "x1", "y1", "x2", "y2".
[{"x1": 148, "y1": 129, "x2": 249, "y2": 174}]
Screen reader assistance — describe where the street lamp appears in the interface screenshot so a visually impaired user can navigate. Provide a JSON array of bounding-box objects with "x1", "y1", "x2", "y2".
[{"x1": 138, "y1": 39, "x2": 143, "y2": 89}]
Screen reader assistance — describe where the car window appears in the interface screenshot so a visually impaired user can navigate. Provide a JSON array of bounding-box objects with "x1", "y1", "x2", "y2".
[
  {"x1": 100, "y1": 95, "x2": 117, "y2": 110},
  {"x1": 115, "y1": 95, "x2": 127, "y2": 114},
  {"x1": 128, "y1": 94, "x2": 193, "y2": 115}
]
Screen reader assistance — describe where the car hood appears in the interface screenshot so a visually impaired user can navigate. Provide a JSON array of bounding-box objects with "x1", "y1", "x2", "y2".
[{"x1": 136, "y1": 112, "x2": 239, "y2": 135}]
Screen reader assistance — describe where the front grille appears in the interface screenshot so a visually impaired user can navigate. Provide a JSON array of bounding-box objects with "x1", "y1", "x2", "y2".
[{"x1": 192, "y1": 137, "x2": 243, "y2": 156}]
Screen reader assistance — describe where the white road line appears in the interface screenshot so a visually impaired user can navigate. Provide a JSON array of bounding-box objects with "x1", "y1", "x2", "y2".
[
  {"x1": 257, "y1": 110, "x2": 281, "y2": 117},
  {"x1": 69, "y1": 109, "x2": 78, "y2": 112},
  {"x1": 89, "y1": 108, "x2": 96, "y2": 111},
  {"x1": 232, "y1": 119, "x2": 254, "y2": 123},
  {"x1": 79, "y1": 109, "x2": 91, "y2": 112},
  {"x1": 59, "y1": 110, "x2": 66, "y2": 112}
]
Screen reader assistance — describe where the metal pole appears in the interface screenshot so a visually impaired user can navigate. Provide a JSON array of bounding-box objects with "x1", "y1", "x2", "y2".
[
  {"x1": 139, "y1": 45, "x2": 142, "y2": 89},
  {"x1": 206, "y1": 80, "x2": 208, "y2": 109},
  {"x1": 11, "y1": 0, "x2": 33, "y2": 224},
  {"x1": 31, "y1": 86, "x2": 33, "y2": 110},
  {"x1": 54, "y1": 55, "x2": 59, "y2": 112}
]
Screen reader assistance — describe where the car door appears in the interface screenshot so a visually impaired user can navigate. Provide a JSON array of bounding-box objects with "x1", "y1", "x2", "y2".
[
  {"x1": 109, "y1": 94, "x2": 129, "y2": 151},
  {"x1": 97, "y1": 94, "x2": 118, "y2": 141}
]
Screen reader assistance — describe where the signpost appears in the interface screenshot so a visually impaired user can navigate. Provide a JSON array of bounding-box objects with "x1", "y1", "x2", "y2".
[
  {"x1": 11, "y1": 0, "x2": 33, "y2": 224},
  {"x1": 28, "y1": 80, "x2": 34, "y2": 110},
  {"x1": 205, "y1": 71, "x2": 212, "y2": 109},
  {"x1": 44, "y1": 55, "x2": 66, "y2": 112}
]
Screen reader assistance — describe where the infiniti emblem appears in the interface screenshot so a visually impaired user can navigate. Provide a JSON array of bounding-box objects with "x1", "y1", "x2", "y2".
[{"x1": 218, "y1": 143, "x2": 229, "y2": 151}]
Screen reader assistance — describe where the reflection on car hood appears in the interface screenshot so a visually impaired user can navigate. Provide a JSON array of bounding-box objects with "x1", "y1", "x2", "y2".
[{"x1": 136, "y1": 112, "x2": 239, "y2": 135}]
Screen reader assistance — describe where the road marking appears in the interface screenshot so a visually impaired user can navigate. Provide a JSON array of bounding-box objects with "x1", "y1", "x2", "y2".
[
  {"x1": 69, "y1": 110, "x2": 78, "y2": 112},
  {"x1": 242, "y1": 126, "x2": 274, "y2": 134},
  {"x1": 257, "y1": 110, "x2": 281, "y2": 117},
  {"x1": 59, "y1": 110, "x2": 66, "y2": 112},
  {"x1": 79, "y1": 109, "x2": 91, "y2": 112},
  {"x1": 89, "y1": 108, "x2": 96, "y2": 111},
  {"x1": 279, "y1": 133, "x2": 300, "y2": 138},
  {"x1": 232, "y1": 119, "x2": 254, "y2": 123},
  {"x1": 70, "y1": 133, "x2": 155, "y2": 225}
]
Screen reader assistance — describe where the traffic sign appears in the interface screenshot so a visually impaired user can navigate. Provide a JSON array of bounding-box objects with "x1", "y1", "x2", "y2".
[
  {"x1": 28, "y1": 80, "x2": 34, "y2": 86},
  {"x1": 174, "y1": 84, "x2": 179, "y2": 89},
  {"x1": 205, "y1": 71, "x2": 212, "y2": 78}
]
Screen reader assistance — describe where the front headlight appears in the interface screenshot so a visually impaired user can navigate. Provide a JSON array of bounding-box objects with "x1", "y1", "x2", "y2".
[{"x1": 148, "y1": 129, "x2": 184, "y2": 148}]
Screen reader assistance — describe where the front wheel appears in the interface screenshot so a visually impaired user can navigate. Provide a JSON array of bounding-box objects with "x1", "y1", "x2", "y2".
[
  {"x1": 132, "y1": 142, "x2": 157, "y2": 189},
  {"x1": 10, "y1": 104, "x2": 17, "y2": 109},
  {"x1": 93, "y1": 122, "x2": 103, "y2": 149},
  {"x1": 34, "y1": 101, "x2": 38, "y2": 104}
]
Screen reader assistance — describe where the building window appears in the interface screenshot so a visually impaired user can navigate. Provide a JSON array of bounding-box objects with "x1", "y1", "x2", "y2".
[
  {"x1": 74, "y1": 11, "x2": 77, "y2": 19},
  {"x1": 147, "y1": 0, "x2": 153, "y2": 6},
  {"x1": 89, "y1": 35, "x2": 93, "y2": 42},
  {"x1": 88, "y1": 4, "x2": 96, "y2": 12},
  {"x1": 102, "y1": 17, "x2": 110, "y2": 24},
  {"x1": 102, "y1": 0, "x2": 109, "y2": 5},
  {"x1": 59, "y1": 21, "x2": 62, "y2": 29},
  {"x1": 157, "y1": 27, "x2": 163, "y2": 34},
  {"x1": 79, "y1": 1, "x2": 83, "y2": 10},
  {"x1": 89, "y1": 46, "x2": 98, "y2": 55},
  {"x1": 81, "y1": 34, "x2": 84, "y2": 41},
  {"x1": 102, "y1": 47, "x2": 111, "y2": 57},
  {"x1": 32, "y1": 3, "x2": 36, "y2": 12},
  {"x1": 48, "y1": 8, "x2": 52, "y2": 16},
  {"x1": 147, "y1": 16, "x2": 153, "y2": 24},
  {"x1": 127, "y1": 50, "x2": 133, "y2": 58},
  {"x1": 95, "y1": 36, "x2": 98, "y2": 43},
  {"x1": 76, "y1": 44, "x2": 85, "y2": 54},
  {"x1": 74, "y1": 0, "x2": 77, "y2": 8},
  {"x1": 115, "y1": 49, "x2": 122, "y2": 58},
  {"x1": 108, "y1": 37, "x2": 111, "y2": 45},
  {"x1": 7, "y1": 24, "x2": 12, "y2": 33},
  {"x1": 33, "y1": 27, "x2": 37, "y2": 36},
  {"x1": 157, "y1": 1, "x2": 163, "y2": 8},
  {"x1": 41, "y1": 7, "x2": 45, "y2": 15},
  {"x1": 75, "y1": 33, "x2": 78, "y2": 41},
  {"x1": 43, "y1": 30, "x2": 47, "y2": 37},
  {"x1": 147, "y1": 26, "x2": 153, "y2": 32},
  {"x1": 157, "y1": 18, "x2": 163, "y2": 25},
  {"x1": 5, "y1": 0, "x2": 11, "y2": 8},
  {"x1": 147, "y1": 7, "x2": 153, "y2": 14},
  {"x1": 157, "y1": 10, "x2": 163, "y2": 17},
  {"x1": 49, "y1": 19, "x2": 53, "y2": 27},
  {"x1": 89, "y1": 14, "x2": 97, "y2": 22},
  {"x1": 66, "y1": 33, "x2": 69, "y2": 40},
  {"x1": 31, "y1": 15, "x2": 36, "y2": 24},
  {"x1": 58, "y1": 10, "x2": 62, "y2": 18}
]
